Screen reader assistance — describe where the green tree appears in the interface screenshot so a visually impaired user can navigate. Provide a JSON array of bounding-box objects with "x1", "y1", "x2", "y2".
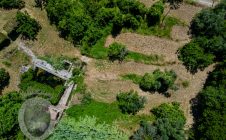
[
  {"x1": 132, "y1": 103, "x2": 186, "y2": 140},
  {"x1": 178, "y1": 42, "x2": 214, "y2": 73},
  {"x1": 116, "y1": 91, "x2": 146, "y2": 114},
  {"x1": 49, "y1": 116, "x2": 128, "y2": 140},
  {"x1": 16, "y1": 11, "x2": 41, "y2": 40},
  {"x1": 0, "y1": 0, "x2": 25, "y2": 9},
  {"x1": 0, "y1": 92, "x2": 22, "y2": 139},
  {"x1": 151, "y1": 102, "x2": 186, "y2": 124},
  {"x1": 146, "y1": 0, "x2": 164, "y2": 26},
  {"x1": 0, "y1": 68, "x2": 10, "y2": 91},
  {"x1": 190, "y1": 9, "x2": 225, "y2": 37},
  {"x1": 108, "y1": 42, "x2": 128, "y2": 62}
]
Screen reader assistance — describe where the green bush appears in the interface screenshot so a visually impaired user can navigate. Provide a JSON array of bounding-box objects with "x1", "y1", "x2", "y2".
[
  {"x1": 0, "y1": 0, "x2": 25, "y2": 9},
  {"x1": 146, "y1": 0, "x2": 164, "y2": 26},
  {"x1": 116, "y1": 91, "x2": 146, "y2": 114},
  {"x1": 178, "y1": 42, "x2": 214, "y2": 73},
  {"x1": 139, "y1": 69, "x2": 177, "y2": 93},
  {"x1": 16, "y1": 11, "x2": 41, "y2": 40},
  {"x1": 108, "y1": 42, "x2": 128, "y2": 62},
  {"x1": 0, "y1": 68, "x2": 10, "y2": 91}
]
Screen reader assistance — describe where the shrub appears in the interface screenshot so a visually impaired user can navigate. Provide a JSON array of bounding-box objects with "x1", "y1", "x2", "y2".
[
  {"x1": 0, "y1": 68, "x2": 10, "y2": 91},
  {"x1": 16, "y1": 11, "x2": 41, "y2": 40},
  {"x1": 146, "y1": 0, "x2": 164, "y2": 26},
  {"x1": 178, "y1": 42, "x2": 214, "y2": 73},
  {"x1": 122, "y1": 14, "x2": 140, "y2": 29},
  {"x1": 116, "y1": 91, "x2": 146, "y2": 114},
  {"x1": 139, "y1": 69, "x2": 177, "y2": 93},
  {"x1": 108, "y1": 42, "x2": 128, "y2": 62}
]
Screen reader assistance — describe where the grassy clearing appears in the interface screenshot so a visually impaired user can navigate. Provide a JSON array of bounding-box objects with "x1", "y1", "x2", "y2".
[
  {"x1": 66, "y1": 100, "x2": 154, "y2": 130},
  {"x1": 124, "y1": 16, "x2": 184, "y2": 38}
]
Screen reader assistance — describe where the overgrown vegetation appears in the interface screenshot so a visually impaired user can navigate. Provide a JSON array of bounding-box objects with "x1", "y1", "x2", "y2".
[
  {"x1": 49, "y1": 116, "x2": 128, "y2": 140},
  {"x1": 132, "y1": 102, "x2": 186, "y2": 140},
  {"x1": 0, "y1": 68, "x2": 10, "y2": 91},
  {"x1": 116, "y1": 90, "x2": 146, "y2": 115},
  {"x1": 19, "y1": 69, "x2": 65, "y2": 105},
  {"x1": 178, "y1": 1, "x2": 226, "y2": 73},
  {"x1": 0, "y1": 92, "x2": 23, "y2": 139}
]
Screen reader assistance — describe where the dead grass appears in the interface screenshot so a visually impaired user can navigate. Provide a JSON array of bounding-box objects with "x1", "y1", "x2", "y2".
[
  {"x1": 0, "y1": 40, "x2": 29, "y2": 94},
  {"x1": 0, "y1": 9, "x2": 17, "y2": 31}
]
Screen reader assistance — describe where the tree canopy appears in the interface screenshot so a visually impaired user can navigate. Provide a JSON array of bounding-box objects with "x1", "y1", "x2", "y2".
[
  {"x1": 179, "y1": 1, "x2": 226, "y2": 73},
  {"x1": 0, "y1": 68, "x2": 10, "y2": 91},
  {"x1": 16, "y1": 11, "x2": 41, "y2": 40},
  {"x1": 0, "y1": 92, "x2": 22, "y2": 139},
  {"x1": 132, "y1": 103, "x2": 186, "y2": 140},
  {"x1": 0, "y1": 0, "x2": 25, "y2": 9},
  {"x1": 116, "y1": 90, "x2": 146, "y2": 115}
]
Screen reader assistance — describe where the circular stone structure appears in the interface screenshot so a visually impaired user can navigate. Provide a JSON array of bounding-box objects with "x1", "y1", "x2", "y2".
[{"x1": 18, "y1": 97, "x2": 55, "y2": 140}]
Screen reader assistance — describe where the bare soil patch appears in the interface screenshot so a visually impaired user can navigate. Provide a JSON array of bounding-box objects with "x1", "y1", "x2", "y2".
[
  {"x1": 168, "y1": 3, "x2": 202, "y2": 25},
  {"x1": 171, "y1": 25, "x2": 190, "y2": 41},
  {"x1": 105, "y1": 33, "x2": 183, "y2": 62},
  {"x1": 139, "y1": 0, "x2": 158, "y2": 7}
]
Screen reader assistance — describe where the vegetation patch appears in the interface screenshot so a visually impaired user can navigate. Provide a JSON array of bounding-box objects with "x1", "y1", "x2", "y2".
[
  {"x1": 117, "y1": 90, "x2": 146, "y2": 115},
  {"x1": 0, "y1": 92, "x2": 23, "y2": 139},
  {"x1": 126, "y1": 51, "x2": 164, "y2": 65},
  {"x1": 19, "y1": 69, "x2": 65, "y2": 105},
  {"x1": 132, "y1": 102, "x2": 186, "y2": 139},
  {"x1": 122, "y1": 69, "x2": 177, "y2": 95},
  {"x1": 49, "y1": 116, "x2": 128, "y2": 140}
]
